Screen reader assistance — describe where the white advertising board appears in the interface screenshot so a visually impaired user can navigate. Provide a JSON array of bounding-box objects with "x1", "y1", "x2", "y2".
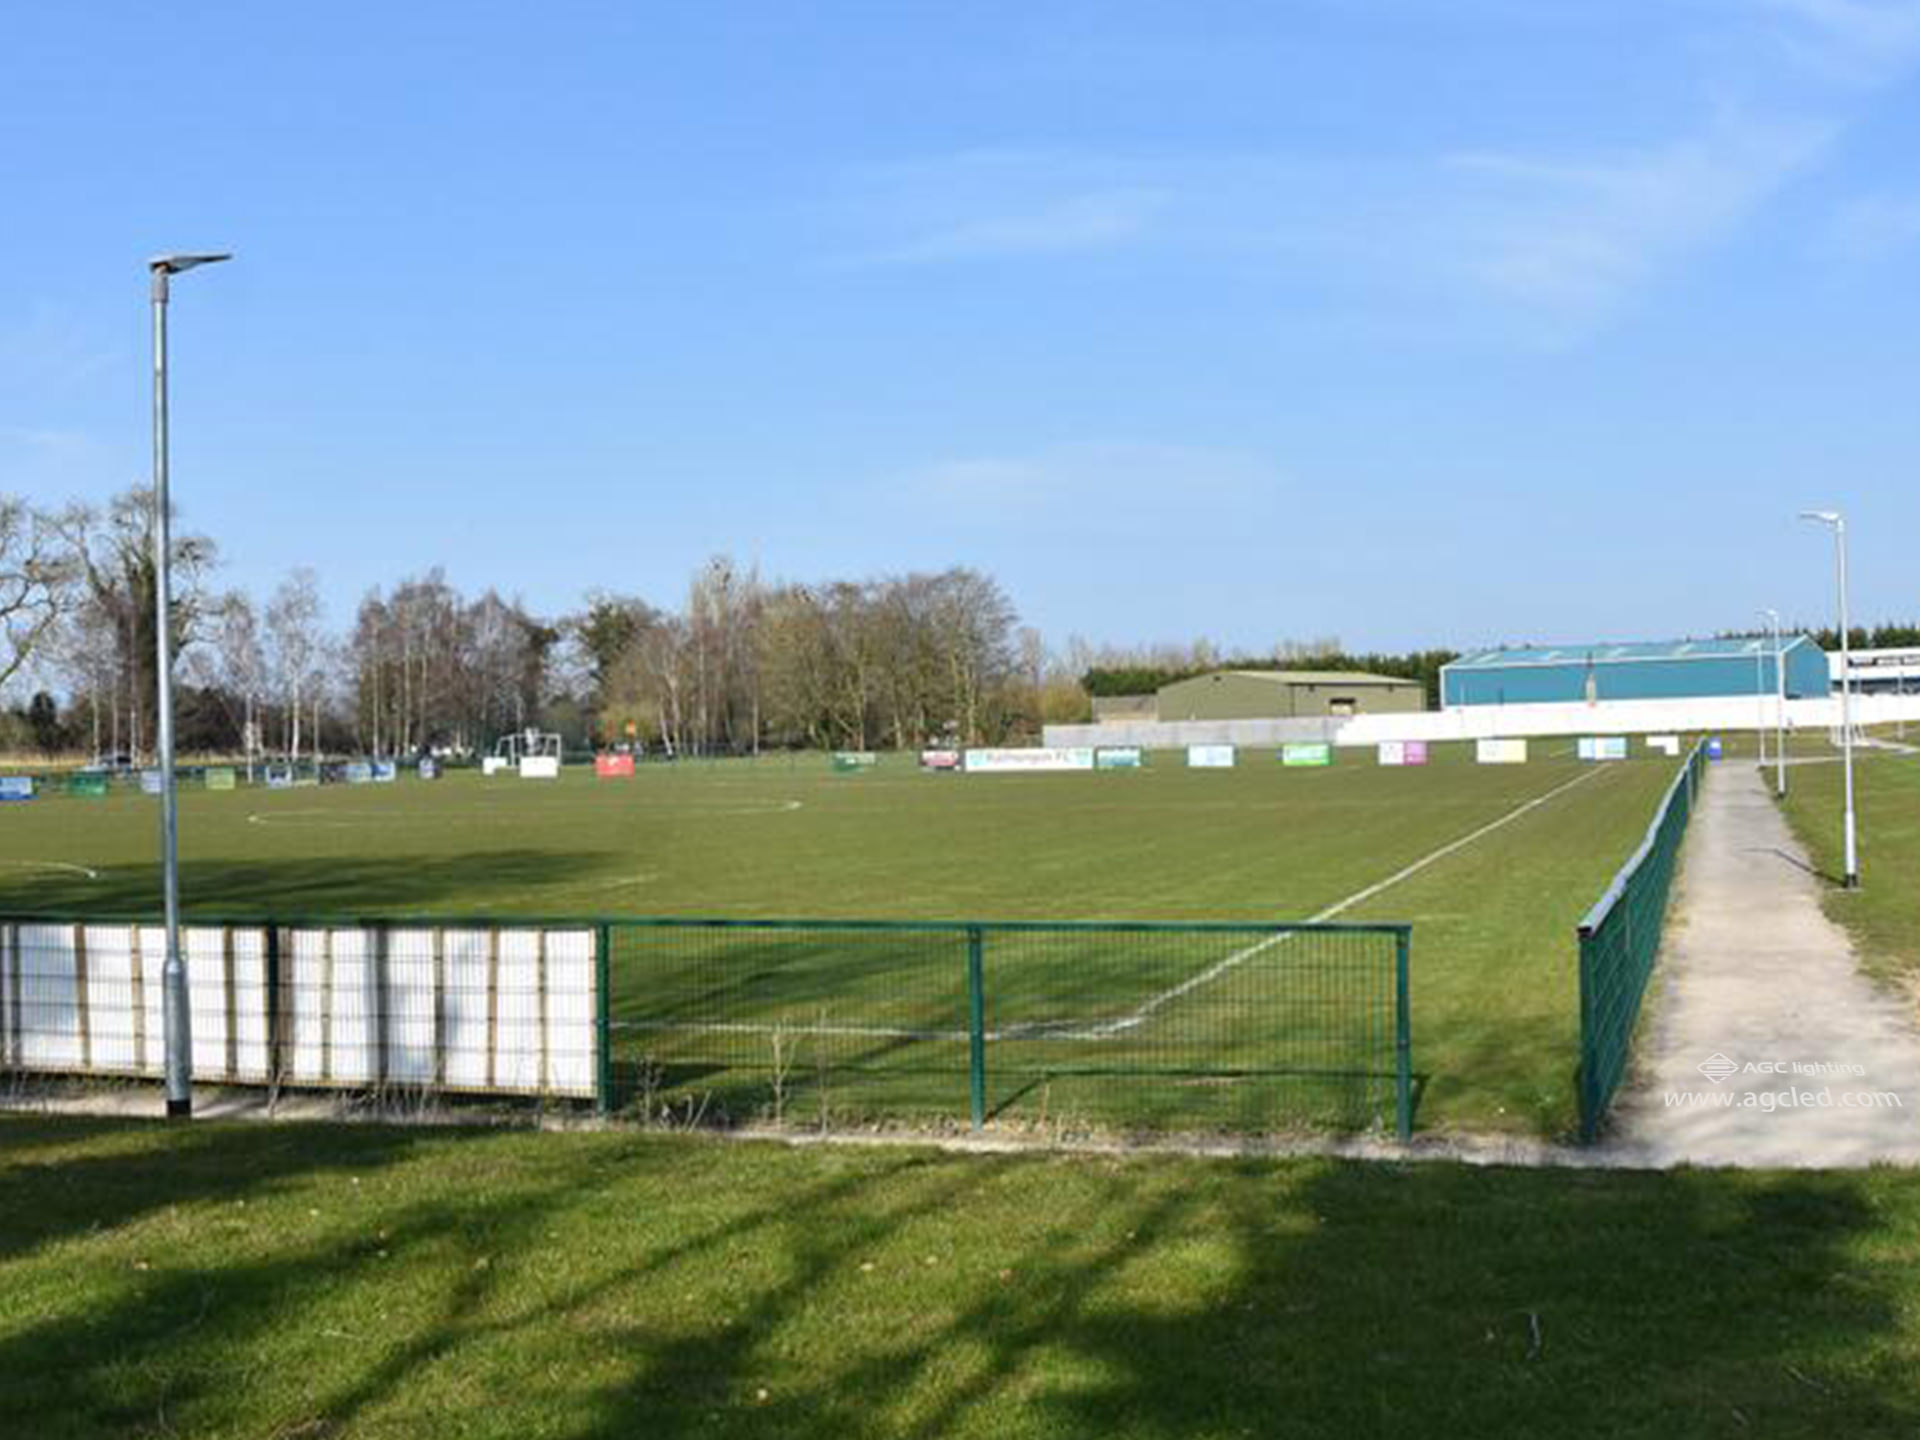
[
  {"x1": 518, "y1": 755, "x2": 561, "y2": 780},
  {"x1": 1476, "y1": 738, "x2": 1529, "y2": 765},
  {"x1": 1186, "y1": 744, "x2": 1236, "y2": 769},
  {"x1": 1646, "y1": 734, "x2": 1681, "y2": 756},
  {"x1": 963, "y1": 747, "x2": 1096, "y2": 773},
  {"x1": 1577, "y1": 736, "x2": 1629, "y2": 762}
]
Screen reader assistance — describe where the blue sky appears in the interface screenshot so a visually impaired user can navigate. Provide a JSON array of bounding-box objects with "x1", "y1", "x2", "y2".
[{"x1": 4, "y1": 1, "x2": 1919, "y2": 654}]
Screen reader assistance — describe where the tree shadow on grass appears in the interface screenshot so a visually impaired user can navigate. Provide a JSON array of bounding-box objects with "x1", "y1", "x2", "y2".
[
  {"x1": 0, "y1": 850, "x2": 618, "y2": 917},
  {"x1": 0, "y1": 1123, "x2": 1007, "y2": 1439},
  {"x1": 0, "y1": 1116, "x2": 424, "y2": 1265},
  {"x1": 4, "y1": 1123, "x2": 1918, "y2": 1438},
  {"x1": 567, "y1": 1158, "x2": 1920, "y2": 1439}
]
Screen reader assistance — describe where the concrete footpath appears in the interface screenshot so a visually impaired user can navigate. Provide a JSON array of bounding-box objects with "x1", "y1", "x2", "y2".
[{"x1": 1608, "y1": 762, "x2": 1920, "y2": 1167}]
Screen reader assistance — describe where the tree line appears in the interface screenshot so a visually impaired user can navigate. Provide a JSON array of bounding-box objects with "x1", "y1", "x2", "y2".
[
  {"x1": 0, "y1": 487, "x2": 1049, "y2": 759},
  {"x1": 11, "y1": 486, "x2": 1915, "y2": 761}
]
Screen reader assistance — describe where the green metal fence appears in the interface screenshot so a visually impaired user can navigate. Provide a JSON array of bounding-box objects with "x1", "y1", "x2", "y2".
[
  {"x1": 1576, "y1": 742, "x2": 1708, "y2": 1142},
  {"x1": 1, "y1": 908, "x2": 1413, "y2": 1138},
  {"x1": 602, "y1": 918, "x2": 1413, "y2": 1138}
]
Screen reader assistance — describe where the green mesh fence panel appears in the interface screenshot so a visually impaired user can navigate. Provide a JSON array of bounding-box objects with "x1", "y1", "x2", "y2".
[
  {"x1": 603, "y1": 918, "x2": 1412, "y2": 1137},
  {"x1": 1576, "y1": 742, "x2": 1708, "y2": 1142}
]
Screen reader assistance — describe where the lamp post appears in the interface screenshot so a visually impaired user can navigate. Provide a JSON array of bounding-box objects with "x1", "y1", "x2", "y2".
[
  {"x1": 1799, "y1": 510, "x2": 1858, "y2": 889},
  {"x1": 1754, "y1": 627, "x2": 1768, "y2": 772},
  {"x1": 1762, "y1": 607, "x2": 1785, "y2": 798},
  {"x1": 151, "y1": 251, "x2": 231, "y2": 1119}
]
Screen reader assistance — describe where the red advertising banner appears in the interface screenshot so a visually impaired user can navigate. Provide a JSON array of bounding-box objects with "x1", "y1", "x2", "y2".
[{"x1": 595, "y1": 753, "x2": 636, "y2": 778}]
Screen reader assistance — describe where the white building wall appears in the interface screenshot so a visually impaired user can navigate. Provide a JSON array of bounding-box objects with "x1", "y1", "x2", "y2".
[{"x1": 1044, "y1": 692, "x2": 1920, "y2": 750}]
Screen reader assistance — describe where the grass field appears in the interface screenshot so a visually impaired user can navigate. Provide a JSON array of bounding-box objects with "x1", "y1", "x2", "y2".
[
  {"x1": 5, "y1": 1115, "x2": 1920, "y2": 1440},
  {"x1": 1776, "y1": 744, "x2": 1920, "y2": 987},
  {"x1": 0, "y1": 744, "x2": 1683, "y2": 1136}
]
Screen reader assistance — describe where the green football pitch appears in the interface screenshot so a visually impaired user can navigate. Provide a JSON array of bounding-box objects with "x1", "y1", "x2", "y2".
[{"x1": 0, "y1": 744, "x2": 1683, "y2": 1135}]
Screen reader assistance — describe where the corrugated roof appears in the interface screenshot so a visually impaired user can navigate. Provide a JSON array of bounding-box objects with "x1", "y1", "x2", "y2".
[
  {"x1": 1444, "y1": 637, "x2": 1816, "y2": 671},
  {"x1": 1212, "y1": 669, "x2": 1417, "y2": 686}
]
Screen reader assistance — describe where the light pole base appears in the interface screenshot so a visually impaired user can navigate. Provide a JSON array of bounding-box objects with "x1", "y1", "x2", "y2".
[
  {"x1": 1844, "y1": 873, "x2": 1862, "y2": 891},
  {"x1": 166, "y1": 1097, "x2": 192, "y2": 1121}
]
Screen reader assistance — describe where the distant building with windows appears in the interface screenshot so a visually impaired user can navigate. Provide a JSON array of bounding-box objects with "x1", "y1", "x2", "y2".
[{"x1": 1831, "y1": 647, "x2": 1920, "y2": 695}]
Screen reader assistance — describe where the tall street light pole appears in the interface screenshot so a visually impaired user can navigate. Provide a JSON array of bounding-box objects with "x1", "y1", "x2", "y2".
[
  {"x1": 1762, "y1": 606, "x2": 1786, "y2": 798},
  {"x1": 1799, "y1": 510, "x2": 1858, "y2": 889},
  {"x1": 151, "y1": 251, "x2": 231, "y2": 1120}
]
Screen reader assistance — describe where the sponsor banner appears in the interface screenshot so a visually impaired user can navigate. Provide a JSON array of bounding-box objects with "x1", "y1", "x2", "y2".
[
  {"x1": 919, "y1": 749, "x2": 962, "y2": 771},
  {"x1": 1646, "y1": 734, "x2": 1681, "y2": 757},
  {"x1": 1476, "y1": 738, "x2": 1528, "y2": 765},
  {"x1": 140, "y1": 769, "x2": 164, "y2": 795},
  {"x1": 204, "y1": 767, "x2": 238, "y2": 791},
  {"x1": 0, "y1": 775, "x2": 35, "y2": 802},
  {"x1": 67, "y1": 774, "x2": 110, "y2": 798},
  {"x1": 1577, "y1": 736, "x2": 1628, "y2": 762},
  {"x1": 265, "y1": 766, "x2": 295, "y2": 790},
  {"x1": 1281, "y1": 743, "x2": 1332, "y2": 767},
  {"x1": 1095, "y1": 746, "x2": 1144, "y2": 770},
  {"x1": 831, "y1": 751, "x2": 880, "y2": 773},
  {"x1": 345, "y1": 761, "x2": 375, "y2": 785},
  {"x1": 481, "y1": 756, "x2": 511, "y2": 777},
  {"x1": 964, "y1": 747, "x2": 1097, "y2": 774},
  {"x1": 372, "y1": 761, "x2": 398, "y2": 783},
  {"x1": 595, "y1": 753, "x2": 636, "y2": 779},
  {"x1": 1377, "y1": 740, "x2": 1431, "y2": 767},
  {"x1": 1187, "y1": 744, "x2": 1236, "y2": 769},
  {"x1": 519, "y1": 755, "x2": 561, "y2": 780},
  {"x1": 418, "y1": 758, "x2": 441, "y2": 780}
]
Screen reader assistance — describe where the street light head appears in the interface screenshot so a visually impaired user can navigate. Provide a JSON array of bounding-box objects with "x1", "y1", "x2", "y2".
[
  {"x1": 148, "y1": 252, "x2": 232, "y2": 275},
  {"x1": 1798, "y1": 509, "x2": 1842, "y2": 526}
]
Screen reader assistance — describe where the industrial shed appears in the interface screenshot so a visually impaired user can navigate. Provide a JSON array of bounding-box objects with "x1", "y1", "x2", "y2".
[
  {"x1": 1440, "y1": 637, "x2": 1830, "y2": 708},
  {"x1": 1155, "y1": 670, "x2": 1427, "y2": 721}
]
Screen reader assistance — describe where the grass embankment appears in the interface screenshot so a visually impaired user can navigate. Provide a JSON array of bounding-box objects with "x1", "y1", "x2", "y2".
[
  {"x1": 1776, "y1": 748, "x2": 1920, "y2": 987},
  {"x1": 4, "y1": 1117, "x2": 1920, "y2": 1439}
]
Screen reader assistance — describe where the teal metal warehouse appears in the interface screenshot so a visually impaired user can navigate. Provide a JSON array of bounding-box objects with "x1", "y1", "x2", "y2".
[{"x1": 1440, "y1": 636, "x2": 1830, "y2": 708}]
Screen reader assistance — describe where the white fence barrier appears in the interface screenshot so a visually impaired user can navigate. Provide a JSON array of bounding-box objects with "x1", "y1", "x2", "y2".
[{"x1": 0, "y1": 921, "x2": 598, "y2": 1100}]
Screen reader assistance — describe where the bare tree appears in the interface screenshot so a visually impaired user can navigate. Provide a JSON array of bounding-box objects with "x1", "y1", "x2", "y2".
[
  {"x1": 56, "y1": 487, "x2": 217, "y2": 761},
  {"x1": 205, "y1": 592, "x2": 268, "y2": 776},
  {"x1": 266, "y1": 568, "x2": 324, "y2": 764},
  {"x1": 0, "y1": 496, "x2": 74, "y2": 693}
]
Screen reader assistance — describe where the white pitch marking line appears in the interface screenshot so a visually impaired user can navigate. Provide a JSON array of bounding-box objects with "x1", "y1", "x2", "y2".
[
  {"x1": 1087, "y1": 765, "x2": 1607, "y2": 1037},
  {"x1": 0, "y1": 858, "x2": 101, "y2": 880}
]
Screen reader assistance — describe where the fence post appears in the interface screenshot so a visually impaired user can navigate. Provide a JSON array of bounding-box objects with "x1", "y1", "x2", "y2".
[
  {"x1": 966, "y1": 925, "x2": 986, "y2": 1131},
  {"x1": 595, "y1": 922, "x2": 613, "y2": 1117},
  {"x1": 1394, "y1": 928, "x2": 1413, "y2": 1142}
]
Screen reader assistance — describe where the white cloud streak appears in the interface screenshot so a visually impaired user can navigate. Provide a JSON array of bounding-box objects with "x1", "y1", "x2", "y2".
[
  {"x1": 859, "y1": 187, "x2": 1170, "y2": 265},
  {"x1": 832, "y1": 2, "x2": 1920, "y2": 343}
]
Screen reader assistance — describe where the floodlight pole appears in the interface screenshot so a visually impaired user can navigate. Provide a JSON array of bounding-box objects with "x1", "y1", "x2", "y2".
[
  {"x1": 1763, "y1": 607, "x2": 1785, "y2": 798},
  {"x1": 151, "y1": 251, "x2": 231, "y2": 1120},
  {"x1": 1800, "y1": 510, "x2": 1858, "y2": 889}
]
